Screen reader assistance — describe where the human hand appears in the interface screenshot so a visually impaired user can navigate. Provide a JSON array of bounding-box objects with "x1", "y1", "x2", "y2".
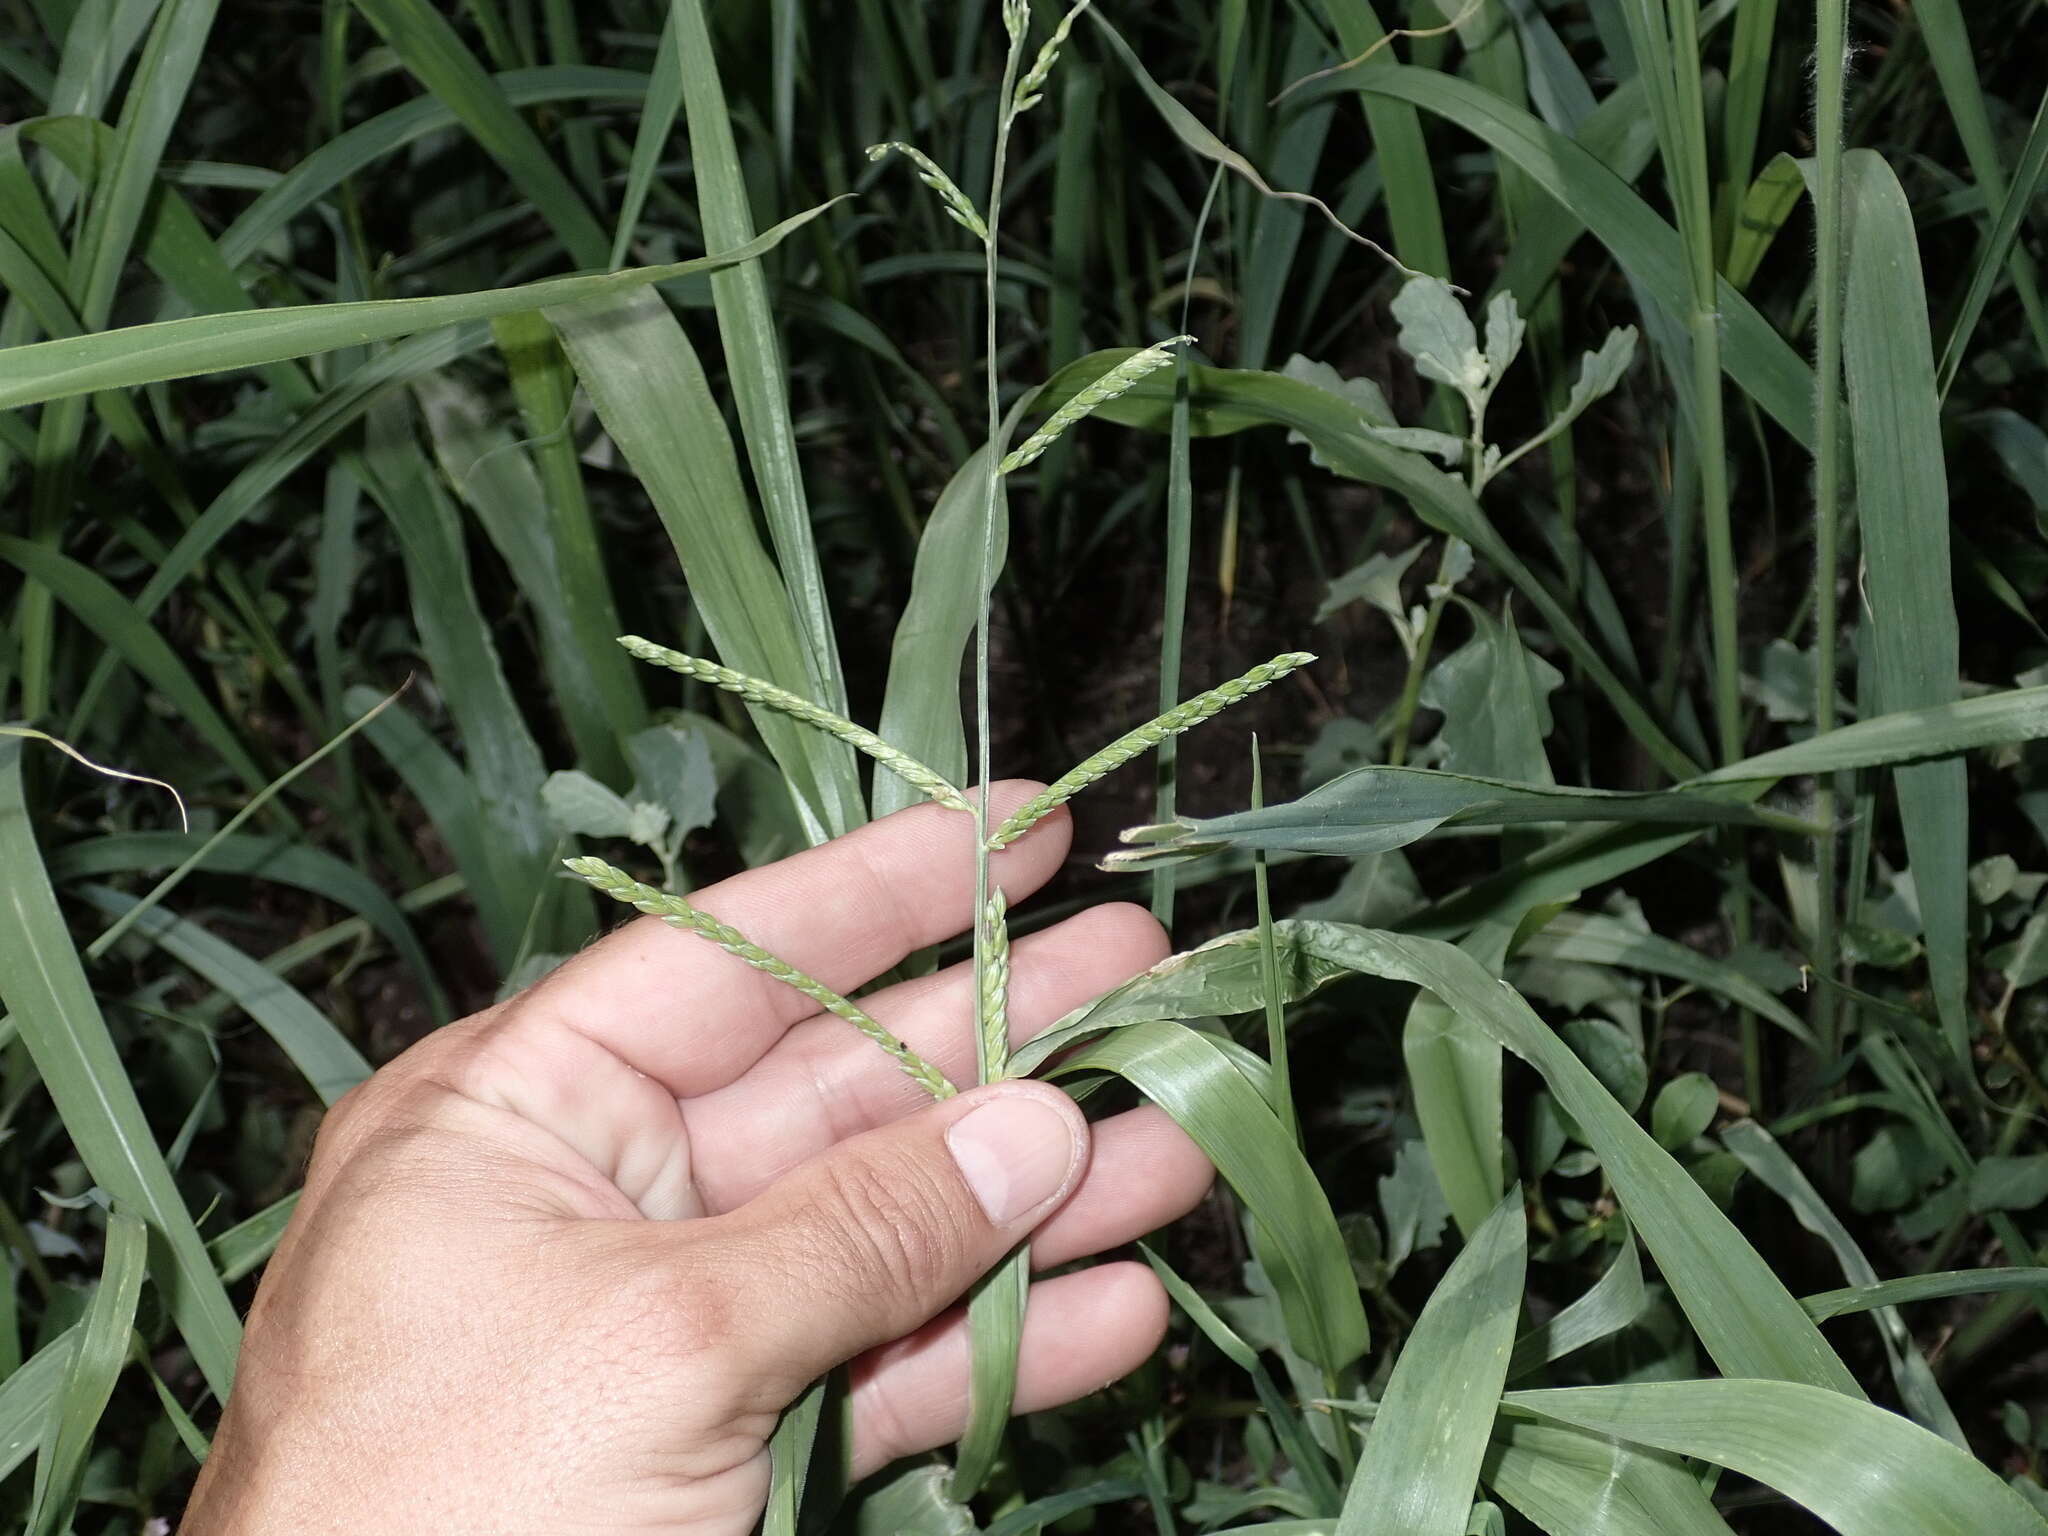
[{"x1": 181, "y1": 782, "x2": 1212, "y2": 1534}]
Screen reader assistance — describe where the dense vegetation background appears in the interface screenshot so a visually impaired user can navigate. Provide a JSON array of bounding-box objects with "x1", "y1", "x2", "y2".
[{"x1": 3, "y1": 0, "x2": 2048, "y2": 1530}]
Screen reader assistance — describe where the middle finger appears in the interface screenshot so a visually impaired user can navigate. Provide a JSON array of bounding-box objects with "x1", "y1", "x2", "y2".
[{"x1": 684, "y1": 902, "x2": 1171, "y2": 1209}]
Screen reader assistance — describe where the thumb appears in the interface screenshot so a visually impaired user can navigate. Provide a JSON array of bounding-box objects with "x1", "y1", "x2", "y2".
[{"x1": 691, "y1": 1082, "x2": 1088, "y2": 1404}]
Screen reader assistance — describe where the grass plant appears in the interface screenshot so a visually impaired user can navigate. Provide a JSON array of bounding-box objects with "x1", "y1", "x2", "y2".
[{"x1": 3, "y1": 0, "x2": 2048, "y2": 1531}]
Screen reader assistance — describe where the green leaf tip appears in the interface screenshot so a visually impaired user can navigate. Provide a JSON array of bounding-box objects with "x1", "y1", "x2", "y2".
[
  {"x1": 989, "y1": 651, "x2": 1316, "y2": 849},
  {"x1": 565, "y1": 855, "x2": 956, "y2": 1100},
  {"x1": 616, "y1": 636, "x2": 972, "y2": 813}
]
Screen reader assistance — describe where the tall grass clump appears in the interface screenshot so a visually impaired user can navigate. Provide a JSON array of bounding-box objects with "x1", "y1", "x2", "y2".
[{"x1": 3, "y1": 0, "x2": 2048, "y2": 1531}]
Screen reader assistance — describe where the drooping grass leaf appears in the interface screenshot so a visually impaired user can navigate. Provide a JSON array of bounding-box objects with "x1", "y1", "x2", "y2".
[
  {"x1": 0, "y1": 534, "x2": 266, "y2": 793},
  {"x1": 0, "y1": 204, "x2": 838, "y2": 410},
  {"x1": 1046, "y1": 1019, "x2": 1367, "y2": 1373}
]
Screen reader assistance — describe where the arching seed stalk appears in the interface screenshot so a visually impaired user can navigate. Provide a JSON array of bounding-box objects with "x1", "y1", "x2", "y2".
[
  {"x1": 566, "y1": 856, "x2": 956, "y2": 1101},
  {"x1": 617, "y1": 636, "x2": 971, "y2": 813}
]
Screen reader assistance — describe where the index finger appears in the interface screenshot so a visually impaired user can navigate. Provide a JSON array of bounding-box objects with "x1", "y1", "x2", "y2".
[{"x1": 511, "y1": 781, "x2": 1072, "y2": 1097}]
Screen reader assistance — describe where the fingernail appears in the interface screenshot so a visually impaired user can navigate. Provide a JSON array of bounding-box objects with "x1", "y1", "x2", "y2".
[{"x1": 946, "y1": 1093, "x2": 1080, "y2": 1226}]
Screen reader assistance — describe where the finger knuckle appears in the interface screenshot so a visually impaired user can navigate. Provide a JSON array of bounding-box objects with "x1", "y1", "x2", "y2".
[{"x1": 811, "y1": 1154, "x2": 965, "y2": 1298}]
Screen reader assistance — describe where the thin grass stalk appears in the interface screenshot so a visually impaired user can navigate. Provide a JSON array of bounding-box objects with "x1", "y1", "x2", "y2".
[
  {"x1": 974, "y1": 10, "x2": 1028, "y2": 1090},
  {"x1": 1153, "y1": 168, "x2": 1225, "y2": 929},
  {"x1": 1250, "y1": 742, "x2": 1294, "y2": 1144},
  {"x1": 954, "y1": 7, "x2": 1034, "y2": 1502},
  {"x1": 1626, "y1": 0, "x2": 1759, "y2": 1106},
  {"x1": 1810, "y1": 0, "x2": 1849, "y2": 1058}
]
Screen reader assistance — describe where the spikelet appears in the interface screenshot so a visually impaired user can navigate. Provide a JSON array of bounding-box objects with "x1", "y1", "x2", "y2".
[
  {"x1": 1002, "y1": 0, "x2": 1030, "y2": 41},
  {"x1": 1012, "y1": 0, "x2": 1097, "y2": 115},
  {"x1": 617, "y1": 636, "x2": 972, "y2": 813},
  {"x1": 567, "y1": 857, "x2": 956, "y2": 1100},
  {"x1": 1000, "y1": 336, "x2": 1195, "y2": 473},
  {"x1": 977, "y1": 889, "x2": 1011, "y2": 1080},
  {"x1": 988, "y1": 652, "x2": 1316, "y2": 849},
  {"x1": 865, "y1": 142, "x2": 987, "y2": 242}
]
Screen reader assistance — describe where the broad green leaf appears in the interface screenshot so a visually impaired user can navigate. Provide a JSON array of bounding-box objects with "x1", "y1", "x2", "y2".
[
  {"x1": 1340, "y1": 1192, "x2": 1525, "y2": 1536},
  {"x1": 1048, "y1": 1019, "x2": 1367, "y2": 1372},
  {"x1": 1316, "y1": 540, "x2": 1428, "y2": 628},
  {"x1": 360, "y1": 408, "x2": 578, "y2": 968},
  {"x1": 1008, "y1": 927, "x2": 1352, "y2": 1078},
  {"x1": 1839, "y1": 148, "x2": 1970, "y2": 1068},
  {"x1": 876, "y1": 441, "x2": 1008, "y2": 821},
  {"x1": 1692, "y1": 686, "x2": 2048, "y2": 782},
  {"x1": 417, "y1": 369, "x2": 634, "y2": 785},
  {"x1": 0, "y1": 738, "x2": 241, "y2": 1397},
  {"x1": 1404, "y1": 922, "x2": 1511, "y2": 1240},
  {"x1": 1483, "y1": 1417, "x2": 1735, "y2": 1536},
  {"x1": 952, "y1": 1246, "x2": 1026, "y2": 1499},
  {"x1": 1482, "y1": 292, "x2": 1525, "y2": 384},
  {"x1": 1417, "y1": 604, "x2": 1561, "y2": 784},
  {"x1": 206, "y1": 1194, "x2": 299, "y2": 1284},
  {"x1": 1506, "y1": 1380, "x2": 2047, "y2": 1534},
  {"x1": 1970, "y1": 1156, "x2": 2048, "y2": 1213},
  {"x1": 1365, "y1": 423, "x2": 1466, "y2": 466}
]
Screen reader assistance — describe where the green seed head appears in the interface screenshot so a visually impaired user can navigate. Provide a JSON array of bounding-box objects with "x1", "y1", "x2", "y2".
[
  {"x1": 989, "y1": 651, "x2": 1316, "y2": 848},
  {"x1": 1000, "y1": 336, "x2": 1195, "y2": 474}
]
